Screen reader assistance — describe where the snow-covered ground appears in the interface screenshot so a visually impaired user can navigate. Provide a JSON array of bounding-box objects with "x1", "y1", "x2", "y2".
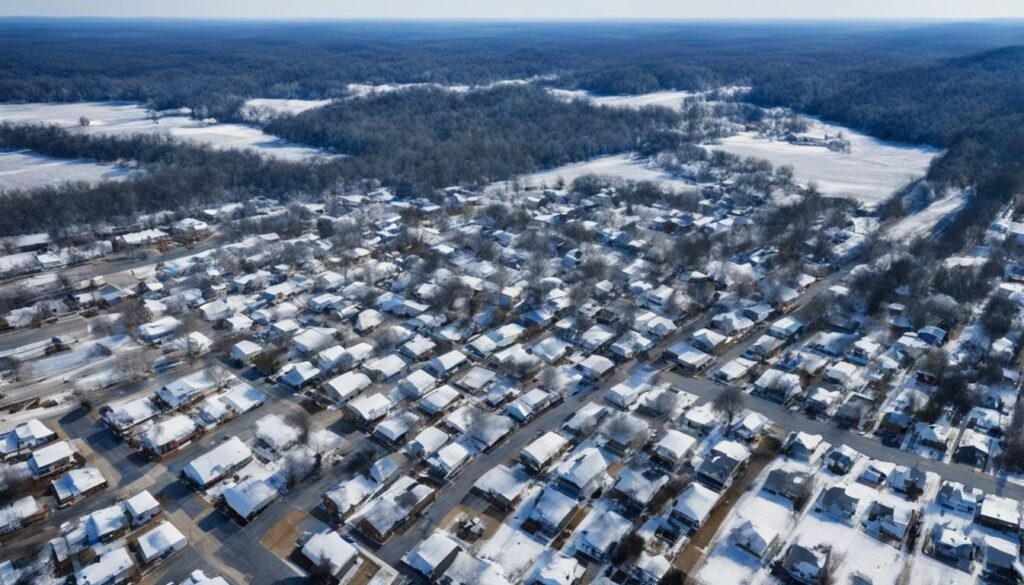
[
  {"x1": 0, "y1": 101, "x2": 334, "y2": 162},
  {"x1": 240, "y1": 98, "x2": 332, "y2": 120},
  {"x1": 707, "y1": 117, "x2": 938, "y2": 209},
  {"x1": 501, "y1": 154, "x2": 694, "y2": 192},
  {"x1": 547, "y1": 89, "x2": 696, "y2": 111},
  {"x1": 884, "y1": 190, "x2": 967, "y2": 241},
  {"x1": 0, "y1": 149, "x2": 135, "y2": 192}
]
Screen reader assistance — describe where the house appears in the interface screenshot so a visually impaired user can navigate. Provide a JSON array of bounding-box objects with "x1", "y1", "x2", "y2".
[
  {"x1": 575, "y1": 507, "x2": 631, "y2": 562},
  {"x1": 139, "y1": 414, "x2": 200, "y2": 458},
  {"x1": 321, "y1": 475, "x2": 375, "y2": 524},
  {"x1": 652, "y1": 430, "x2": 697, "y2": 467},
  {"x1": 418, "y1": 385, "x2": 461, "y2": 417},
  {"x1": 981, "y1": 535, "x2": 1024, "y2": 583},
  {"x1": 345, "y1": 393, "x2": 393, "y2": 426},
  {"x1": 696, "y1": 440, "x2": 750, "y2": 491},
  {"x1": 667, "y1": 341, "x2": 714, "y2": 372},
  {"x1": 28, "y1": 440, "x2": 78, "y2": 477},
  {"x1": 426, "y1": 441, "x2": 472, "y2": 479},
  {"x1": 784, "y1": 431, "x2": 824, "y2": 461},
  {"x1": 104, "y1": 397, "x2": 163, "y2": 436},
  {"x1": 937, "y1": 481, "x2": 983, "y2": 514},
  {"x1": 557, "y1": 448, "x2": 610, "y2": 498},
  {"x1": 954, "y1": 429, "x2": 991, "y2": 468},
  {"x1": 826, "y1": 445, "x2": 858, "y2": 474},
  {"x1": 605, "y1": 380, "x2": 648, "y2": 410},
  {"x1": 403, "y1": 531, "x2": 461, "y2": 581},
  {"x1": 51, "y1": 467, "x2": 108, "y2": 507},
  {"x1": 520, "y1": 432, "x2": 570, "y2": 473},
  {"x1": 691, "y1": 328, "x2": 727, "y2": 353},
  {"x1": 629, "y1": 554, "x2": 671, "y2": 585},
  {"x1": 440, "y1": 551, "x2": 512, "y2": 585},
  {"x1": 1, "y1": 419, "x2": 57, "y2": 461},
  {"x1": 473, "y1": 465, "x2": 531, "y2": 511},
  {"x1": 426, "y1": 350, "x2": 469, "y2": 379},
  {"x1": 977, "y1": 495, "x2": 1022, "y2": 534},
  {"x1": 124, "y1": 490, "x2": 161, "y2": 527},
  {"x1": 561, "y1": 403, "x2": 610, "y2": 437},
  {"x1": 930, "y1": 523, "x2": 974, "y2": 569},
  {"x1": 711, "y1": 357, "x2": 756, "y2": 385},
  {"x1": 223, "y1": 477, "x2": 278, "y2": 523},
  {"x1": 752, "y1": 369, "x2": 802, "y2": 404},
  {"x1": 321, "y1": 371, "x2": 372, "y2": 405},
  {"x1": 74, "y1": 547, "x2": 136, "y2": 585},
  {"x1": 355, "y1": 476, "x2": 436, "y2": 544},
  {"x1": 610, "y1": 468, "x2": 668, "y2": 514},
  {"x1": 297, "y1": 529, "x2": 359, "y2": 582},
  {"x1": 136, "y1": 521, "x2": 187, "y2": 565},
  {"x1": 761, "y1": 469, "x2": 812, "y2": 504},
  {"x1": 182, "y1": 437, "x2": 253, "y2": 489},
  {"x1": 742, "y1": 334, "x2": 785, "y2": 361},
  {"x1": 375, "y1": 411, "x2": 422, "y2": 449},
  {"x1": 781, "y1": 544, "x2": 827, "y2": 585},
  {"x1": 529, "y1": 487, "x2": 578, "y2": 537},
  {"x1": 506, "y1": 388, "x2": 557, "y2": 423},
  {"x1": 85, "y1": 504, "x2": 129, "y2": 543},
  {"x1": 862, "y1": 500, "x2": 914, "y2": 542},
  {"x1": 230, "y1": 340, "x2": 262, "y2": 365},
  {"x1": 0, "y1": 496, "x2": 45, "y2": 536},
  {"x1": 155, "y1": 370, "x2": 219, "y2": 409},
  {"x1": 279, "y1": 361, "x2": 322, "y2": 391},
  {"x1": 669, "y1": 483, "x2": 720, "y2": 534},
  {"x1": 768, "y1": 316, "x2": 804, "y2": 340},
  {"x1": 732, "y1": 519, "x2": 780, "y2": 559},
  {"x1": 815, "y1": 485, "x2": 860, "y2": 522},
  {"x1": 576, "y1": 354, "x2": 615, "y2": 381}
]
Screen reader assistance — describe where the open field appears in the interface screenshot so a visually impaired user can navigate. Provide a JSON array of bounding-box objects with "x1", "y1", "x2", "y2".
[
  {"x1": 502, "y1": 153, "x2": 694, "y2": 191},
  {"x1": 0, "y1": 148, "x2": 135, "y2": 192},
  {"x1": 0, "y1": 101, "x2": 334, "y2": 161},
  {"x1": 706, "y1": 117, "x2": 938, "y2": 208},
  {"x1": 548, "y1": 88, "x2": 696, "y2": 111}
]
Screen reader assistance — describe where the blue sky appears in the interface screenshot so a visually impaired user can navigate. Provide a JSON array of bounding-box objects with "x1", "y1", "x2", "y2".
[{"x1": 3, "y1": 0, "x2": 1024, "y2": 20}]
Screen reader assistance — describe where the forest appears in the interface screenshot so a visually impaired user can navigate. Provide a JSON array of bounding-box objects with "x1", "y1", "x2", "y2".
[{"x1": 1, "y1": 20, "x2": 1024, "y2": 238}]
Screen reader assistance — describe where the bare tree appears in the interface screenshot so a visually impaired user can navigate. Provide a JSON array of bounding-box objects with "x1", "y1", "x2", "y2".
[{"x1": 712, "y1": 386, "x2": 745, "y2": 429}]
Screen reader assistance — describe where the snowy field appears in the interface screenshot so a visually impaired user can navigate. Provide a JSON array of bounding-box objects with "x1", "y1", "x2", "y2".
[
  {"x1": 241, "y1": 98, "x2": 332, "y2": 119},
  {"x1": 501, "y1": 154, "x2": 694, "y2": 192},
  {"x1": 0, "y1": 101, "x2": 333, "y2": 161},
  {"x1": 884, "y1": 190, "x2": 966, "y2": 241},
  {"x1": 547, "y1": 89, "x2": 696, "y2": 111},
  {"x1": 0, "y1": 149, "x2": 134, "y2": 192},
  {"x1": 706, "y1": 118, "x2": 938, "y2": 208}
]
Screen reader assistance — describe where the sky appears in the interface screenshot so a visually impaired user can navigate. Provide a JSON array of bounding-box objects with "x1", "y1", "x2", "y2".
[{"x1": 3, "y1": 0, "x2": 1024, "y2": 20}]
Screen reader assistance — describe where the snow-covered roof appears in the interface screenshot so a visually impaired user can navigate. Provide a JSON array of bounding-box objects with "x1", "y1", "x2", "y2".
[
  {"x1": 404, "y1": 531, "x2": 461, "y2": 576},
  {"x1": 137, "y1": 521, "x2": 187, "y2": 562},
  {"x1": 224, "y1": 477, "x2": 277, "y2": 519},
  {"x1": 673, "y1": 483, "x2": 719, "y2": 525},
  {"x1": 301, "y1": 530, "x2": 358, "y2": 576},
  {"x1": 183, "y1": 437, "x2": 252, "y2": 487}
]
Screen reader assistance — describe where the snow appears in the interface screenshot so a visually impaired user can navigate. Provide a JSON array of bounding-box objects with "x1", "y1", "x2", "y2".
[
  {"x1": 502, "y1": 154, "x2": 693, "y2": 192},
  {"x1": 478, "y1": 523, "x2": 547, "y2": 582},
  {"x1": 547, "y1": 88, "x2": 697, "y2": 111},
  {"x1": 0, "y1": 101, "x2": 334, "y2": 161},
  {"x1": 885, "y1": 190, "x2": 967, "y2": 241},
  {"x1": 240, "y1": 98, "x2": 332, "y2": 121},
  {"x1": 0, "y1": 149, "x2": 134, "y2": 192},
  {"x1": 707, "y1": 117, "x2": 938, "y2": 208}
]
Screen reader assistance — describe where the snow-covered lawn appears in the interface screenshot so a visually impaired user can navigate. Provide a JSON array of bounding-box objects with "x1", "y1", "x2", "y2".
[
  {"x1": 0, "y1": 149, "x2": 134, "y2": 192},
  {"x1": 477, "y1": 524, "x2": 547, "y2": 583},
  {"x1": 706, "y1": 117, "x2": 938, "y2": 209},
  {"x1": 694, "y1": 458, "x2": 805, "y2": 585},
  {"x1": 0, "y1": 102, "x2": 333, "y2": 162}
]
